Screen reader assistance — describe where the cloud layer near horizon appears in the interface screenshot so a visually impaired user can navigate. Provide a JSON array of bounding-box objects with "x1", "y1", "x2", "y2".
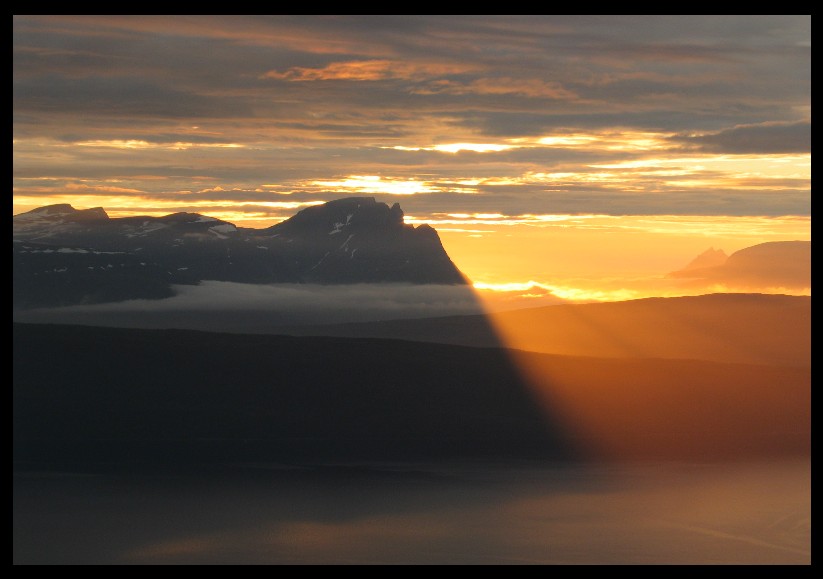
[
  {"x1": 13, "y1": 16, "x2": 810, "y2": 223},
  {"x1": 12, "y1": 282, "x2": 496, "y2": 330}
]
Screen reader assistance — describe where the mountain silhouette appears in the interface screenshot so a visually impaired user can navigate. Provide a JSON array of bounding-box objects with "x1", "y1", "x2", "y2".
[
  {"x1": 676, "y1": 247, "x2": 728, "y2": 271},
  {"x1": 668, "y1": 241, "x2": 810, "y2": 290},
  {"x1": 13, "y1": 198, "x2": 466, "y2": 308}
]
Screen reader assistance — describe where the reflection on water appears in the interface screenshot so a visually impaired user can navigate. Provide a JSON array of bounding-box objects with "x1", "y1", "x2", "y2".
[{"x1": 13, "y1": 460, "x2": 810, "y2": 565}]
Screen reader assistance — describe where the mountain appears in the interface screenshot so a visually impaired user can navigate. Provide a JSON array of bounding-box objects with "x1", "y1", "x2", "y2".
[
  {"x1": 677, "y1": 247, "x2": 728, "y2": 271},
  {"x1": 668, "y1": 241, "x2": 810, "y2": 289},
  {"x1": 13, "y1": 323, "x2": 809, "y2": 463},
  {"x1": 267, "y1": 293, "x2": 811, "y2": 368},
  {"x1": 13, "y1": 198, "x2": 466, "y2": 308}
]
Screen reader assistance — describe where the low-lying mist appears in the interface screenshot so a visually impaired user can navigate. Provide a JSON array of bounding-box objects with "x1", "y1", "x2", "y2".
[{"x1": 12, "y1": 281, "x2": 492, "y2": 331}]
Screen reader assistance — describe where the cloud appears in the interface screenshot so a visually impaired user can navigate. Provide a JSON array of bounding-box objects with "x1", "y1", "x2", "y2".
[
  {"x1": 13, "y1": 74, "x2": 253, "y2": 118},
  {"x1": 12, "y1": 15, "x2": 811, "y2": 220},
  {"x1": 63, "y1": 183, "x2": 146, "y2": 194},
  {"x1": 450, "y1": 108, "x2": 807, "y2": 137},
  {"x1": 669, "y1": 121, "x2": 811, "y2": 154},
  {"x1": 262, "y1": 60, "x2": 477, "y2": 82},
  {"x1": 414, "y1": 78, "x2": 577, "y2": 99},
  {"x1": 14, "y1": 282, "x2": 489, "y2": 330}
]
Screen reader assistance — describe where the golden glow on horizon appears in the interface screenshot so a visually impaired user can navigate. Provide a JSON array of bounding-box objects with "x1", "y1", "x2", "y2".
[
  {"x1": 388, "y1": 130, "x2": 675, "y2": 155},
  {"x1": 404, "y1": 214, "x2": 607, "y2": 228},
  {"x1": 408, "y1": 213, "x2": 811, "y2": 237},
  {"x1": 446, "y1": 213, "x2": 505, "y2": 220},
  {"x1": 473, "y1": 281, "x2": 642, "y2": 303},
  {"x1": 535, "y1": 131, "x2": 670, "y2": 151},
  {"x1": 473, "y1": 279, "x2": 810, "y2": 305},
  {"x1": 302, "y1": 157, "x2": 810, "y2": 196},
  {"x1": 591, "y1": 154, "x2": 810, "y2": 186},
  {"x1": 72, "y1": 140, "x2": 245, "y2": 150},
  {"x1": 436, "y1": 215, "x2": 810, "y2": 303},
  {"x1": 6, "y1": 137, "x2": 247, "y2": 152},
  {"x1": 391, "y1": 143, "x2": 517, "y2": 153},
  {"x1": 309, "y1": 175, "x2": 439, "y2": 195}
]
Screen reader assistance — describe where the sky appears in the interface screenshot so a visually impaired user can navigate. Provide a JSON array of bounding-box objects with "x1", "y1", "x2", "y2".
[{"x1": 12, "y1": 15, "x2": 811, "y2": 302}]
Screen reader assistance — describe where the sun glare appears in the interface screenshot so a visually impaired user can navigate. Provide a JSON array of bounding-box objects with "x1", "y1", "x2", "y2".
[
  {"x1": 72, "y1": 140, "x2": 245, "y2": 150},
  {"x1": 310, "y1": 175, "x2": 437, "y2": 195}
]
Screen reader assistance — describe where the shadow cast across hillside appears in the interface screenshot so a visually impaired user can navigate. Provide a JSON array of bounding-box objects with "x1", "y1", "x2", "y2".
[
  {"x1": 13, "y1": 284, "x2": 810, "y2": 466},
  {"x1": 12, "y1": 314, "x2": 577, "y2": 466}
]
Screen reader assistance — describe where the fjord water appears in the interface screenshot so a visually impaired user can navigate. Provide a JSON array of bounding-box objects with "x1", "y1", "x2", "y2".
[{"x1": 13, "y1": 459, "x2": 810, "y2": 564}]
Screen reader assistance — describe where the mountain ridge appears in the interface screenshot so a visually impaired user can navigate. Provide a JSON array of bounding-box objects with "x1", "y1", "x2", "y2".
[
  {"x1": 13, "y1": 197, "x2": 466, "y2": 308},
  {"x1": 668, "y1": 240, "x2": 810, "y2": 289}
]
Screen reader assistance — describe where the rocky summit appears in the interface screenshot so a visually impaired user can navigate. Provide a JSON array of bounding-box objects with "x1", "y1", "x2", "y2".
[{"x1": 13, "y1": 197, "x2": 466, "y2": 309}]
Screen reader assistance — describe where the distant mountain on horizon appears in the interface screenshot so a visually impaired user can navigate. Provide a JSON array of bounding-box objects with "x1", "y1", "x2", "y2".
[
  {"x1": 677, "y1": 247, "x2": 729, "y2": 271},
  {"x1": 13, "y1": 198, "x2": 466, "y2": 308},
  {"x1": 668, "y1": 241, "x2": 810, "y2": 290}
]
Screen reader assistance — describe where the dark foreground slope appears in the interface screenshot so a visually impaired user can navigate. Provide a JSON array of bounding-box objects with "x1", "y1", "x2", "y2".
[
  {"x1": 13, "y1": 323, "x2": 568, "y2": 464},
  {"x1": 14, "y1": 323, "x2": 809, "y2": 465}
]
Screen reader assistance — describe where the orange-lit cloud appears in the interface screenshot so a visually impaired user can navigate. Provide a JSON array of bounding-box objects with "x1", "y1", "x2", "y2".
[
  {"x1": 670, "y1": 121, "x2": 811, "y2": 154},
  {"x1": 391, "y1": 143, "x2": 517, "y2": 153},
  {"x1": 262, "y1": 60, "x2": 478, "y2": 82},
  {"x1": 74, "y1": 140, "x2": 244, "y2": 151},
  {"x1": 309, "y1": 175, "x2": 441, "y2": 195},
  {"x1": 414, "y1": 77, "x2": 578, "y2": 99}
]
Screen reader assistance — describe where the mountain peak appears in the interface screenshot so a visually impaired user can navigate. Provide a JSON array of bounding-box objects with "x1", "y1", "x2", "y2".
[
  {"x1": 29, "y1": 203, "x2": 77, "y2": 215},
  {"x1": 16, "y1": 204, "x2": 109, "y2": 221},
  {"x1": 269, "y1": 197, "x2": 407, "y2": 236},
  {"x1": 667, "y1": 246, "x2": 727, "y2": 278},
  {"x1": 13, "y1": 197, "x2": 467, "y2": 308},
  {"x1": 667, "y1": 240, "x2": 810, "y2": 288},
  {"x1": 678, "y1": 247, "x2": 728, "y2": 272},
  {"x1": 701, "y1": 247, "x2": 726, "y2": 257}
]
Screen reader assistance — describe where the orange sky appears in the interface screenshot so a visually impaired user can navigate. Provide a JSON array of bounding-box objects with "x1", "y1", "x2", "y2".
[
  {"x1": 433, "y1": 215, "x2": 810, "y2": 303},
  {"x1": 13, "y1": 16, "x2": 811, "y2": 304}
]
